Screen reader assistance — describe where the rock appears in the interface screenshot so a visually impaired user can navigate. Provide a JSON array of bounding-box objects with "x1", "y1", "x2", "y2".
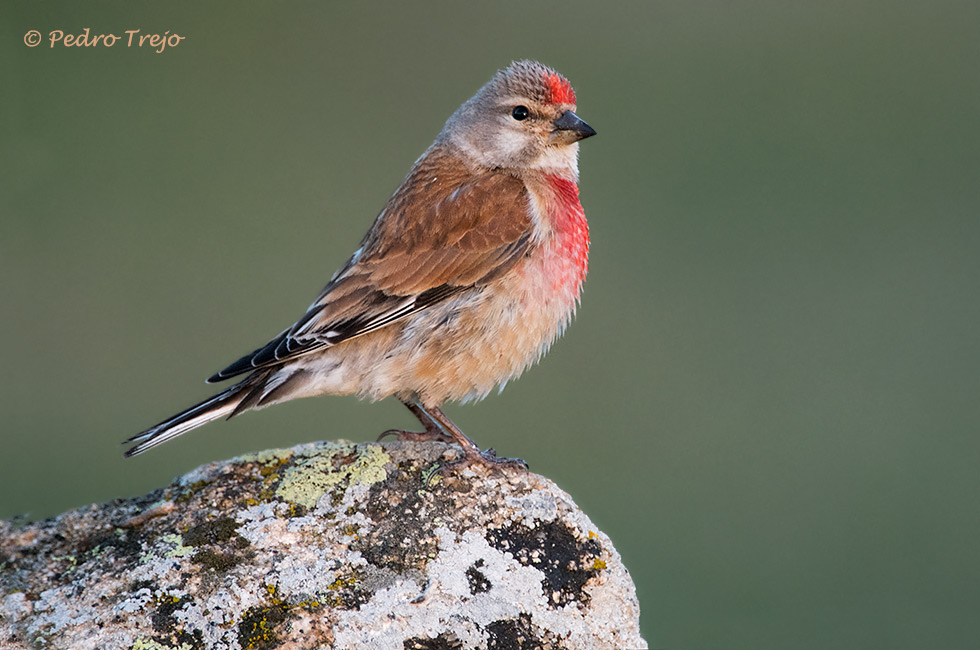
[{"x1": 0, "y1": 440, "x2": 646, "y2": 650}]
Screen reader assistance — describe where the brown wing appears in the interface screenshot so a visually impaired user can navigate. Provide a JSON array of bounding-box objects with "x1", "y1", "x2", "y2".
[{"x1": 208, "y1": 147, "x2": 533, "y2": 383}]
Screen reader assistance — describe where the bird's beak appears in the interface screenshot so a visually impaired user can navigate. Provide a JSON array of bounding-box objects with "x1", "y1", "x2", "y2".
[{"x1": 551, "y1": 110, "x2": 597, "y2": 144}]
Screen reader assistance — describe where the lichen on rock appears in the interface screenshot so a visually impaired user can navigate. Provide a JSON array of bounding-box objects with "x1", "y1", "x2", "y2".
[{"x1": 0, "y1": 440, "x2": 645, "y2": 650}]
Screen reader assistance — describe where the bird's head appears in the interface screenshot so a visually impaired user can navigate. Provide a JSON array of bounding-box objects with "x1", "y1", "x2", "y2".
[{"x1": 441, "y1": 60, "x2": 596, "y2": 177}]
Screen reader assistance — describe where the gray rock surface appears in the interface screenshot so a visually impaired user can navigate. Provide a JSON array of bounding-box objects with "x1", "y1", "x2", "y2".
[{"x1": 0, "y1": 440, "x2": 646, "y2": 650}]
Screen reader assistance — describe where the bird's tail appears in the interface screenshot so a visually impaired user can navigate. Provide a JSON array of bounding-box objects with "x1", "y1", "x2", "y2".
[{"x1": 123, "y1": 385, "x2": 247, "y2": 457}]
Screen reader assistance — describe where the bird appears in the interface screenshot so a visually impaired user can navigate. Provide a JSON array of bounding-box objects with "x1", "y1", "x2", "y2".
[{"x1": 124, "y1": 60, "x2": 596, "y2": 471}]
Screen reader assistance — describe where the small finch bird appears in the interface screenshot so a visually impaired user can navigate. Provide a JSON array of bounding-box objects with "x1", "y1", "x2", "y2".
[{"x1": 124, "y1": 60, "x2": 596, "y2": 470}]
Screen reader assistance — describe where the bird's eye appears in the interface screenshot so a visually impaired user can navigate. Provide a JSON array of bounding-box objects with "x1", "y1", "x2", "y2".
[{"x1": 511, "y1": 105, "x2": 530, "y2": 121}]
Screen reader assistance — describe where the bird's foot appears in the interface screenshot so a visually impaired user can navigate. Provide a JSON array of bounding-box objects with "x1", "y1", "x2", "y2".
[
  {"x1": 377, "y1": 428, "x2": 454, "y2": 444},
  {"x1": 436, "y1": 447, "x2": 529, "y2": 478}
]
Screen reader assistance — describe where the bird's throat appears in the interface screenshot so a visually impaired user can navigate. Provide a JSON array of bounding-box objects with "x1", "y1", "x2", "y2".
[{"x1": 543, "y1": 175, "x2": 590, "y2": 295}]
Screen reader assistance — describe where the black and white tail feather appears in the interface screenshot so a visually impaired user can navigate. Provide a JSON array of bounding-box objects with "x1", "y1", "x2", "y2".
[
  {"x1": 123, "y1": 318, "x2": 347, "y2": 456},
  {"x1": 122, "y1": 386, "x2": 246, "y2": 457},
  {"x1": 123, "y1": 362, "x2": 284, "y2": 457}
]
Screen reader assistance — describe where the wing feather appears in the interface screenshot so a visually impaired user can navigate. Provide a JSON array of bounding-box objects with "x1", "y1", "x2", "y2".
[{"x1": 208, "y1": 147, "x2": 533, "y2": 383}]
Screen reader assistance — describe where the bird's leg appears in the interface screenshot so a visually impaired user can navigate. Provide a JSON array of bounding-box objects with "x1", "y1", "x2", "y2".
[
  {"x1": 421, "y1": 404, "x2": 529, "y2": 474},
  {"x1": 377, "y1": 398, "x2": 454, "y2": 444}
]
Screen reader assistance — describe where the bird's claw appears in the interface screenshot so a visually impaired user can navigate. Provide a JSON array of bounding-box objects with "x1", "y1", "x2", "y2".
[{"x1": 425, "y1": 447, "x2": 529, "y2": 486}]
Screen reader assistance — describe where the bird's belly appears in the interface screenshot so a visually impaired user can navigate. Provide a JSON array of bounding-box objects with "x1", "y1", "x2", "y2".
[
  {"x1": 395, "y1": 271, "x2": 580, "y2": 403},
  {"x1": 299, "y1": 253, "x2": 581, "y2": 406}
]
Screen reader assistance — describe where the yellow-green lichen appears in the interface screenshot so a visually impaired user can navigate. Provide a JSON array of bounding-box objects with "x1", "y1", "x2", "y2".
[
  {"x1": 86, "y1": 543, "x2": 110, "y2": 560},
  {"x1": 237, "y1": 447, "x2": 295, "y2": 466},
  {"x1": 140, "y1": 533, "x2": 195, "y2": 563},
  {"x1": 236, "y1": 449, "x2": 296, "y2": 507},
  {"x1": 275, "y1": 443, "x2": 389, "y2": 508},
  {"x1": 132, "y1": 637, "x2": 194, "y2": 650},
  {"x1": 175, "y1": 479, "x2": 211, "y2": 503},
  {"x1": 163, "y1": 534, "x2": 195, "y2": 558},
  {"x1": 420, "y1": 463, "x2": 443, "y2": 489},
  {"x1": 51, "y1": 554, "x2": 78, "y2": 572}
]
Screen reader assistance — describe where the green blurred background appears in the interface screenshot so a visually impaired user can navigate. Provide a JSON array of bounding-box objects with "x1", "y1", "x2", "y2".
[{"x1": 3, "y1": 1, "x2": 979, "y2": 648}]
